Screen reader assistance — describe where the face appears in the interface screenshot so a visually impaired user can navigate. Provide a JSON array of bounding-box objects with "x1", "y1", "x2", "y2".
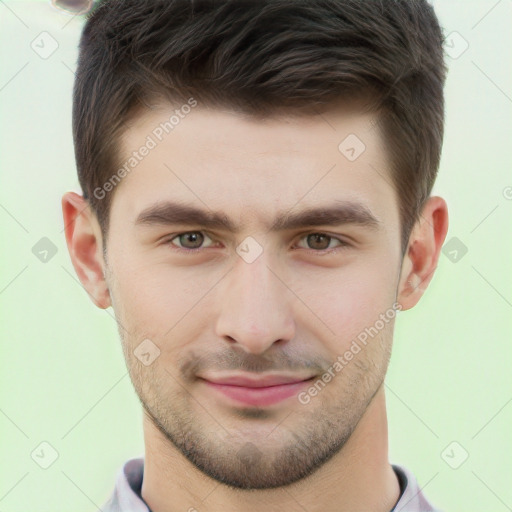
[{"x1": 103, "y1": 103, "x2": 404, "y2": 489}]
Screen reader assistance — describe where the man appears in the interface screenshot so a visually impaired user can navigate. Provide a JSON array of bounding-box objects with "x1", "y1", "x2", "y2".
[{"x1": 62, "y1": 0, "x2": 449, "y2": 510}]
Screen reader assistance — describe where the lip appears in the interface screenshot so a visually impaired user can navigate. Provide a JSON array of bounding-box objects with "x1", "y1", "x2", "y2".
[{"x1": 198, "y1": 373, "x2": 315, "y2": 407}]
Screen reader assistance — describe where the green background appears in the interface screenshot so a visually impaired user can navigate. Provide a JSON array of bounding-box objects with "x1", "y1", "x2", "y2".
[{"x1": 1, "y1": 1, "x2": 511, "y2": 510}]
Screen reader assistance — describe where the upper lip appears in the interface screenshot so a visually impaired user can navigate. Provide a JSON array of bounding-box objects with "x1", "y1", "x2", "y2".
[{"x1": 198, "y1": 373, "x2": 315, "y2": 388}]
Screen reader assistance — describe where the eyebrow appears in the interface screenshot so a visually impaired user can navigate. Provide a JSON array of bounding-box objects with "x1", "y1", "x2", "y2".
[{"x1": 134, "y1": 200, "x2": 381, "y2": 233}]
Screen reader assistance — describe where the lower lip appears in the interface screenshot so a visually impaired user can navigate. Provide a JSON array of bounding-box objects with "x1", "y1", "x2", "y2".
[{"x1": 202, "y1": 379, "x2": 313, "y2": 407}]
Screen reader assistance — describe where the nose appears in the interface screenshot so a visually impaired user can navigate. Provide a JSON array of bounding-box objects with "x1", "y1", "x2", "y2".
[{"x1": 215, "y1": 250, "x2": 296, "y2": 355}]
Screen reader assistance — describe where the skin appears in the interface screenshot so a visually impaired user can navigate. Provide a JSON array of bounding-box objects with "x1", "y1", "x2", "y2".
[{"x1": 62, "y1": 101, "x2": 448, "y2": 512}]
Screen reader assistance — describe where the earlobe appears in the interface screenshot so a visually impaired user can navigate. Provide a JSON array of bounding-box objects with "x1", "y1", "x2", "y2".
[
  {"x1": 397, "y1": 196, "x2": 449, "y2": 311},
  {"x1": 61, "y1": 192, "x2": 111, "y2": 309}
]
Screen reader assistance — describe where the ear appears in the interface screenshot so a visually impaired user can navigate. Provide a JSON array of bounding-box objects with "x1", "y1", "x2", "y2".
[
  {"x1": 61, "y1": 192, "x2": 111, "y2": 309},
  {"x1": 397, "y1": 196, "x2": 449, "y2": 310}
]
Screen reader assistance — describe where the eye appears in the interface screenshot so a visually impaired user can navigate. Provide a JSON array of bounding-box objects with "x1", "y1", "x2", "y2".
[
  {"x1": 296, "y1": 233, "x2": 350, "y2": 253},
  {"x1": 164, "y1": 231, "x2": 215, "y2": 251},
  {"x1": 161, "y1": 231, "x2": 351, "y2": 254}
]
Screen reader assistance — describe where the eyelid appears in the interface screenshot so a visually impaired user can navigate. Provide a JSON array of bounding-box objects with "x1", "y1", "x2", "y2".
[
  {"x1": 163, "y1": 231, "x2": 216, "y2": 250},
  {"x1": 294, "y1": 232, "x2": 351, "y2": 252},
  {"x1": 162, "y1": 230, "x2": 352, "y2": 254}
]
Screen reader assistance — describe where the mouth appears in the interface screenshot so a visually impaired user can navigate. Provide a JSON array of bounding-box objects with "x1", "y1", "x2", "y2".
[{"x1": 197, "y1": 373, "x2": 316, "y2": 407}]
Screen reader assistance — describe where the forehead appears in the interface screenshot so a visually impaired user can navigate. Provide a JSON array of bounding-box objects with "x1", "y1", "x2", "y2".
[{"x1": 112, "y1": 102, "x2": 397, "y2": 231}]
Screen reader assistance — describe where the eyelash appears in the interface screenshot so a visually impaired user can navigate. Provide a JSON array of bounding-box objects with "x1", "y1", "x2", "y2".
[{"x1": 161, "y1": 231, "x2": 351, "y2": 255}]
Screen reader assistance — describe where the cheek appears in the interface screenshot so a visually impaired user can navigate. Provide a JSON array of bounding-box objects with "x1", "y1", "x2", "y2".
[
  {"x1": 109, "y1": 258, "x2": 217, "y2": 345},
  {"x1": 292, "y1": 257, "x2": 398, "y2": 349}
]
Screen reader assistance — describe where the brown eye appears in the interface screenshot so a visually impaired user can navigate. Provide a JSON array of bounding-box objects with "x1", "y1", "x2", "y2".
[
  {"x1": 179, "y1": 232, "x2": 204, "y2": 249},
  {"x1": 167, "y1": 231, "x2": 214, "y2": 250},
  {"x1": 306, "y1": 233, "x2": 332, "y2": 250},
  {"x1": 297, "y1": 233, "x2": 349, "y2": 252}
]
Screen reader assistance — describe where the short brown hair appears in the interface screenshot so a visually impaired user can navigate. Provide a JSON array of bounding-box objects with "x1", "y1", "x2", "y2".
[{"x1": 73, "y1": 0, "x2": 447, "y2": 255}]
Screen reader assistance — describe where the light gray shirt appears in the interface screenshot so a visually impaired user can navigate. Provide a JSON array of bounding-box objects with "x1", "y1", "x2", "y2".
[{"x1": 102, "y1": 458, "x2": 443, "y2": 512}]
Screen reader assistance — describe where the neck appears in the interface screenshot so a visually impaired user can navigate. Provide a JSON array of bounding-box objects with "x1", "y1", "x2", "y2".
[{"x1": 141, "y1": 384, "x2": 400, "y2": 512}]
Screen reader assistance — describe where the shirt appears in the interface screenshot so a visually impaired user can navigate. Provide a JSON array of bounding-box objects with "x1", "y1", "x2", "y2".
[{"x1": 102, "y1": 457, "x2": 443, "y2": 512}]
